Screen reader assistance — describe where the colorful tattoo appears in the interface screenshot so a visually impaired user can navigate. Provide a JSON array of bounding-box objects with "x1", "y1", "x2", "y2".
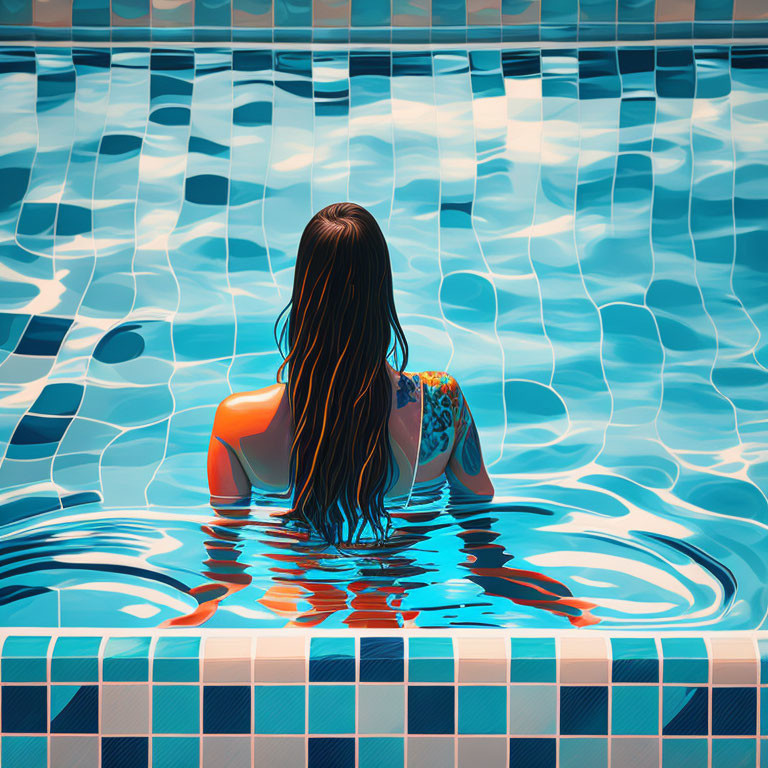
[
  {"x1": 458, "y1": 405, "x2": 482, "y2": 476},
  {"x1": 396, "y1": 372, "x2": 418, "y2": 409},
  {"x1": 419, "y1": 371, "x2": 462, "y2": 466}
]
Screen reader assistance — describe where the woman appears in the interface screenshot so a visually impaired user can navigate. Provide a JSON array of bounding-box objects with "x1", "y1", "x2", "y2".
[{"x1": 207, "y1": 202, "x2": 494, "y2": 544}]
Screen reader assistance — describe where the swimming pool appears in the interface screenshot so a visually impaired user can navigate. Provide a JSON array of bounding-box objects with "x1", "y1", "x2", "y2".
[{"x1": 1, "y1": 43, "x2": 767, "y2": 633}]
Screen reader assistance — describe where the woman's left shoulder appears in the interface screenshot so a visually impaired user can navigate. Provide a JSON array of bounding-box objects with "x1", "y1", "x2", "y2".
[{"x1": 213, "y1": 384, "x2": 286, "y2": 440}]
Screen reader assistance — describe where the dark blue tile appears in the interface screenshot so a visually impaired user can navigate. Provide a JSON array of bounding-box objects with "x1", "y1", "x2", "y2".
[
  {"x1": 560, "y1": 686, "x2": 608, "y2": 735},
  {"x1": 309, "y1": 638, "x2": 355, "y2": 683},
  {"x1": 509, "y1": 737, "x2": 556, "y2": 768},
  {"x1": 30, "y1": 383, "x2": 84, "y2": 417},
  {"x1": 309, "y1": 737, "x2": 354, "y2": 768},
  {"x1": 102, "y1": 736, "x2": 148, "y2": 768},
  {"x1": 14, "y1": 315, "x2": 72, "y2": 356},
  {"x1": 712, "y1": 688, "x2": 756, "y2": 736},
  {"x1": 611, "y1": 638, "x2": 658, "y2": 683},
  {"x1": 663, "y1": 687, "x2": 708, "y2": 736},
  {"x1": 51, "y1": 686, "x2": 98, "y2": 733},
  {"x1": 407, "y1": 686, "x2": 454, "y2": 734},
  {"x1": 203, "y1": 686, "x2": 250, "y2": 733},
  {"x1": 360, "y1": 638, "x2": 403, "y2": 682},
  {"x1": 2, "y1": 686, "x2": 47, "y2": 733}
]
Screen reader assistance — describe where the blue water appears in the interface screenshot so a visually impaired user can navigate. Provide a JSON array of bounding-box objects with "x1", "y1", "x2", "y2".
[{"x1": 0, "y1": 45, "x2": 767, "y2": 629}]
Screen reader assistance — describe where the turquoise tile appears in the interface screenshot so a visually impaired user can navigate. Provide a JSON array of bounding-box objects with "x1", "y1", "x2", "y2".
[
  {"x1": 408, "y1": 638, "x2": 454, "y2": 682},
  {"x1": 52, "y1": 636, "x2": 101, "y2": 682},
  {"x1": 1, "y1": 736, "x2": 47, "y2": 768},
  {"x1": 103, "y1": 637, "x2": 151, "y2": 681},
  {"x1": 1, "y1": 636, "x2": 50, "y2": 682},
  {"x1": 153, "y1": 638, "x2": 200, "y2": 682},
  {"x1": 309, "y1": 685, "x2": 355, "y2": 734},
  {"x1": 359, "y1": 737, "x2": 404, "y2": 768},
  {"x1": 662, "y1": 738, "x2": 708, "y2": 768},
  {"x1": 254, "y1": 685, "x2": 305, "y2": 734},
  {"x1": 509, "y1": 684, "x2": 557, "y2": 735},
  {"x1": 712, "y1": 738, "x2": 756, "y2": 768},
  {"x1": 762, "y1": 689, "x2": 768, "y2": 736},
  {"x1": 759, "y1": 638, "x2": 768, "y2": 683},
  {"x1": 309, "y1": 637, "x2": 355, "y2": 682},
  {"x1": 152, "y1": 686, "x2": 200, "y2": 734},
  {"x1": 152, "y1": 736, "x2": 200, "y2": 768},
  {"x1": 660, "y1": 638, "x2": 708, "y2": 684},
  {"x1": 611, "y1": 638, "x2": 658, "y2": 683},
  {"x1": 509, "y1": 638, "x2": 556, "y2": 682},
  {"x1": 459, "y1": 685, "x2": 506, "y2": 734},
  {"x1": 762, "y1": 738, "x2": 768, "y2": 768},
  {"x1": 612, "y1": 685, "x2": 659, "y2": 735},
  {"x1": 560, "y1": 737, "x2": 608, "y2": 768}
]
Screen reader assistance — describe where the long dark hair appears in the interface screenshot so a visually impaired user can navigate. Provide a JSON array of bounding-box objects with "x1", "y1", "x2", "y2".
[{"x1": 274, "y1": 202, "x2": 410, "y2": 543}]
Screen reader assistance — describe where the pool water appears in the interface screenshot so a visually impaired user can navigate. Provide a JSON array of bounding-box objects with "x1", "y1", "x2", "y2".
[{"x1": 0, "y1": 45, "x2": 767, "y2": 629}]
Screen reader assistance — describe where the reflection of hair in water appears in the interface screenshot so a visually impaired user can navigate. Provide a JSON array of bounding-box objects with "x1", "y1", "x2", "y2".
[{"x1": 274, "y1": 202, "x2": 410, "y2": 545}]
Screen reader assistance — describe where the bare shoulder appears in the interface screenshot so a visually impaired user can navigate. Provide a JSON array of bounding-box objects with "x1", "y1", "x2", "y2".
[
  {"x1": 419, "y1": 371, "x2": 464, "y2": 417},
  {"x1": 214, "y1": 384, "x2": 286, "y2": 441}
]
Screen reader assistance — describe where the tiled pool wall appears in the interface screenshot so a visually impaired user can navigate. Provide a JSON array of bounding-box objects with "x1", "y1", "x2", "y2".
[
  {"x1": 0, "y1": 631, "x2": 767, "y2": 767},
  {"x1": 0, "y1": 0, "x2": 767, "y2": 43}
]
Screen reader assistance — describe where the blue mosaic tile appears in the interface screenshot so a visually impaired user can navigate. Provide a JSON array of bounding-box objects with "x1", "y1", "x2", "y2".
[
  {"x1": 612, "y1": 685, "x2": 658, "y2": 735},
  {"x1": 152, "y1": 737, "x2": 200, "y2": 768},
  {"x1": 509, "y1": 684, "x2": 557, "y2": 735},
  {"x1": 759, "y1": 638, "x2": 768, "y2": 683},
  {"x1": 660, "y1": 638, "x2": 709, "y2": 685},
  {"x1": 359, "y1": 685, "x2": 404, "y2": 735},
  {"x1": 1, "y1": 736, "x2": 47, "y2": 768},
  {"x1": 611, "y1": 637, "x2": 658, "y2": 683},
  {"x1": 359, "y1": 737, "x2": 404, "y2": 768},
  {"x1": 663, "y1": 686, "x2": 708, "y2": 736},
  {"x1": 255, "y1": 685, "x2": 305, "y2": 734},
  {"x1": 309, "y1": 737, "x2": 355, "y2": 768},
  {"x1": 509, "y1": 638, "x2": 556, "y2": 682},
  {"x1": 408, "y1": 685, "x2": 454, "y2": 734},
  {"x1": 1, "y1": 686, "x2": 47, "y2": 733},
  {"x1": 762, "y1": 688, "x2": 768, "y2": 737},
  {"x1": 102, "y1": 736, "x2": 148, "y2": 768},
  {"x1": 408, "y1": 638, "x2": 454, "y2": 683},
  {"x1": 560, "y1": 686, "x2": 608, "y2": 735},
  {"x1": 459, "y1": 684, "x2": 506, "y2": 734},
  {"x1": 509, "y1": 737, "x2": 556, "y2": 768},
  {"x1": 152, "y1": 685, "x2": 200, "y2": 734},
  {"x1": 309, "y1": 637, "x2": 355, "y2": 682},
  {"x1": 1, "y1": 635, "x2": 49, "y2": 682},
  {"x1": 203, "y1": 685, "x2": 251, "y2": 734},
  {"x1": 559, "y1": 737, "x2": 608, "y2": 768},
  {"x1": 14, "y1": 315, "x2": 72, "y2": 356},
  {"x1": 309, "y1": 684, "x2": 355, "y2": 734},
  {"x1": 51, "y1": 685, "x2": 98, "y2": 733},
  {"x1": 103, "y1": 637, "x2": 151, "y2": 682},
  {"x1": 662, "y1": 738, "x2": 708, "y2": 768},
  {"x1": 51, "y1": 636, "x2": 101, "y2": 682},
  {"x1": 153, "y1": 637, "x2": 200, "y2": 682},
  {"x1": 712, "y1": 687, "x2": 756, "y2": 736},
  {"x1": 360, "y1": 637, "x2": 403, "y2": 682},
  {"x1": 712, "y1": 738, "x2": 757, "y2": 768}
]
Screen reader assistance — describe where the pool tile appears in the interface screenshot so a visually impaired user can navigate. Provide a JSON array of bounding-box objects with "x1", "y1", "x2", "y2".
[
  {"x1": 509, "y1": 738, "x2": 556, "y2": 768},
  {"x1": 712, "y1": 687, "x2": 756, "y2": 735},
  {"x1": 254, "y1": 685, "x2": 305, "y2": 734},
  {"x1": 611, "y1": 637, "x2": 659, "y2": 683},
  {"x1": 612, "y1": 685, "x2": 659, "y2": 735},
  {"x1": 660, "y1": 638, "x2": 709, "y2": 684},
  {"x1": 102, "y1": 736, "x2": 149, "y2": 768},
  {"x1": 102, "y1": 684, "x2": 150, "y2": 735},
  {"x1": 1, "y1": 635, "x2": 50, "y2": 682},
  {"x1": 152, "y1": 736, "x2": 200, "y2": 768},
  {"x1": 254, "y1": 636, "x2": 306, "y2": 683},
  {"x1": 153, "y1": 637, "x2": 200, "y2": 682},
  {"x1": 408, "y1": 637, "x2": 454, "y2": 682},
  {"x1": 758, "y1": 638, "x2": 768, "y2": 683},
  {"x1": 103, "y1": 637, "x2": 151, "y2": 682},
  {"x1": 509, "y1": 684, "x2": 556, "y2": 735},
  {"x1": 710, "y1": 636, "x2": 758, "y2": 685},
  {"x1": 559, "y1": 737, "x2": 608, "y2": 768},
  {"x1": 2, "y1": 736, "x2": 47, "y2": 768},
  {"x1": 360, "y1": 637, "x2": 403, "y2": 682},
  {"x1": 408, "y1": 685, "x2": 455, "y2": 734},
  {"x1": 50, "y1": 736, "x2": 99, "y2": 768},
  {"x1": 456, "y1": 737, "x2": 506, "y2": 767},
  {"x1": 559, "y1": 636, "x2": 610, "y2": 684},
  {"x1": 611, "y1": 737, "x2": 660, "y2": 768},
  {"x1": 661, "y1": 738, "x2": 708, "y2": 767},
  {"x1": 309, "y1": 637, "x2": 355, "y2": 682},
  {"x1": 457, "y1": 637, "x2": 506, "y2": 682},
  {"x1": 662, "y1": 686, "x2": 708, "y2": 736},
  {"x1": 152, "y1": 685, "x2": 200, "y2": 734},
  {"x1": 359, "y1": 737, "x2": 405, "y2": 768},
  {"x1": 50, "y1": 685, "x2": 98, "y2": 734},
  {"x1": 459, "y1": 684, "x2": 506, "y2": 734},
  {"x1": 2, "y1": 685, "x2": 47, "y2": 733},
  {"x1": 309, "y1": 684, "x2": 355, "y2": 734},
  {"x1": 203, "y1": 736, "x2": 251, "y2": 768},
  {"x1": 309, "y1": 737, "x2": 355, "y2": 768},
  {"x1": 407, "y1": 736, "x2": 454, "y2": 768},
  {"x1": 712, "y1": 738, "x2": 757, "y2": 768},
  {"x1": 203, "y1": 636, "x2": 251, "y2": 683},
  {"x1": 560, "y1": 686, "x2": 608, "y2": 735},
  {"x1": 509, "y1": 638, "x2": 556, "y2": 682},
  {"x1": 51, "y1": 637, "x2": 101, "y2": 683},
  {"x1": 253, "y1": 736, "x2": 305, "y2": 767},
  {"x1": 203, "y1": 685, "x2": 251, "y2": 733},
  {"x1": 359, "y1": 684, "x2": 404, "y2": 734}
]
